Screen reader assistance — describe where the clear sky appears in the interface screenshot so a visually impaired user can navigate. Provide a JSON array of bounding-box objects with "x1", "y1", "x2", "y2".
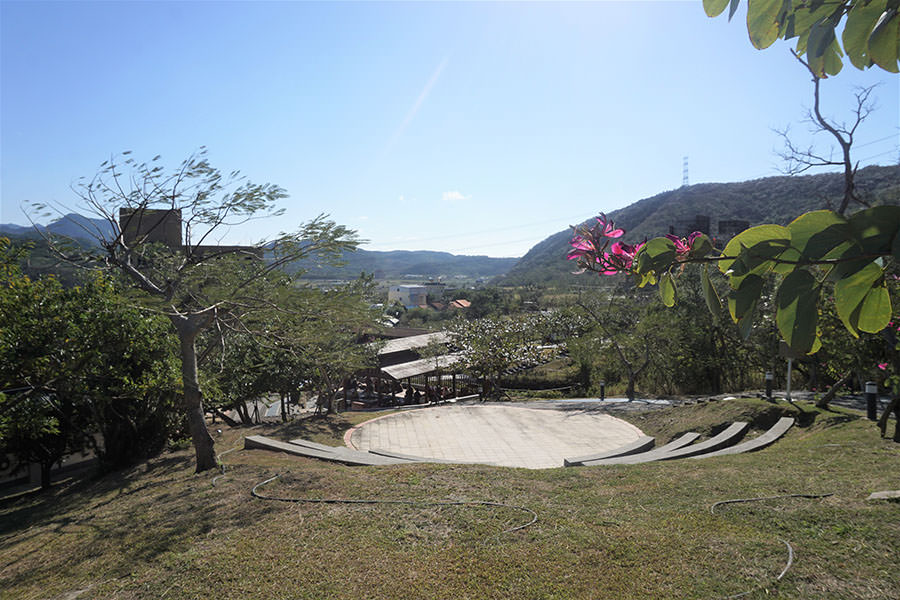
[{"x1": 2, "y1": 1, "x2": 898, "y2": 257}]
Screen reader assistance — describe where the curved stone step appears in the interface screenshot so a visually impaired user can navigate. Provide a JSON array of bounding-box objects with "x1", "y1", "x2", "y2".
[
  {"x1": 245, "y1": 435, "x2": 410, "y2": 465},
  {"x1": 583, "y1": 431, "x2": 702, "y2": 466},
  {"x1": 656, "y1": 422, "x2": 749, "y2": 461},
  {"x1": 563, "y1": 436, "x2": 655, "y2": 467},
  {"x1": 690, "y1": 417, "x2": 793, "y2": 459}
]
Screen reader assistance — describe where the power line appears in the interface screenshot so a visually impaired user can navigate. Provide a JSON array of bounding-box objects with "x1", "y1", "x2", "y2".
[{"x1": 855, "y1": 134, "x2": 898, "y2": 149}]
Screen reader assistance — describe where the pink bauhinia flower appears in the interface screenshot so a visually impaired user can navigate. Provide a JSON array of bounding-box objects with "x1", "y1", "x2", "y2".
[
  {"x1": 665, "y1": 231, "x2": 703, "y2": 259},
  {"x1": 877, "y1": 363, "x2": 888, "y2": 371},
  {"x1": 595, "y1": 214, "x2": 624, "y2": 239},
  {"x1": 603, "y1": 240, "x2": 644, "y2": 272}
]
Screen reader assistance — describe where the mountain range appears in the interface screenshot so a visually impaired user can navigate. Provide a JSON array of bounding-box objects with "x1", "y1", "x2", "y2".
[
  {"x1": 497, "y1": 164, "x2": 900, "y2": 286},
  {"x1": 5, "y1": 164, "x2": 898, "y2": 285},
  {"x1": 0, "y1": 214, "x2": 515, "y2": 280}
]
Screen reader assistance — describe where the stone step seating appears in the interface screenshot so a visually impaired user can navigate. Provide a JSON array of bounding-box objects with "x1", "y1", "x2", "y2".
[
  {"x1": 245, "y1": 435, "x2": 416, "y2": 466},
  {"x1": 571, "y1": 431, "x2": 703, "y2": 467},
  {"x1": 575, "y1": 418, "x2": 794, "y2": 466},
  {"x1": 581, "y1": 423, "x2": 750, "y2": 466},
  {"x1": 245, "y1": 435, "x2": 450, "y2": 466},
  {"x1": 689, "y1": 417, "x2": 794, "y2": 459},
  {"x1": 563, "y1": 436, "x2": 656, "y2": 467}
]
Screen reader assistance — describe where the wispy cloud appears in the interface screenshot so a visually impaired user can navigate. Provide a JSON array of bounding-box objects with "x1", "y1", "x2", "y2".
[
  {"x1": 380, "y1": 57, "x2": 449, "y2": 158},
  {"x1": 442, "y1": 190, "x2": 469, "y2": 202}
]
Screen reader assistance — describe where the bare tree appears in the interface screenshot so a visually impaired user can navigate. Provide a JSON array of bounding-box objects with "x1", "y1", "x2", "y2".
[
  {"x1": 32, "y1": 150, "x2": 359, "y2": 472},
  {"x1": 775, "y1": 52, "x2": 879, "y2": 216}
]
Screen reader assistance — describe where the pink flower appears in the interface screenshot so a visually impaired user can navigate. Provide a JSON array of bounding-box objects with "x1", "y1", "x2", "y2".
[
  {"x1": 603, "y1": 240, "x2": 644, "y2": 272},
  {"x1": 665, "y1": 231, "x2": 703, "y2": 259},
  {"x1": 877, "y1": 363, "x2": 888, "y2": 371},
  {"x1": 567, "y1": 236, "x2": 595, "y2": 261},
  {"x1": 595, "y1": 214, "x2": 624, "y2": 239}
]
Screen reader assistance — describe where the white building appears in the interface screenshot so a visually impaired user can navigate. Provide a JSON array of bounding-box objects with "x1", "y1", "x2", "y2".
[{"x1": 388, "y1": 285, "x2": 428, "y2": 309}]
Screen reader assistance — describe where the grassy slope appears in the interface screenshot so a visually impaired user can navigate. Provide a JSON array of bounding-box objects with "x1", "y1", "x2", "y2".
[{"x1": 1, "y1": 400, "x2": 898, "y2": 600}]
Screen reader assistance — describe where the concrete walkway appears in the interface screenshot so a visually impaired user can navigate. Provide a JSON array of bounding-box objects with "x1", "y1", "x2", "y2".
[{"x1": 347, "y1": 403, "x2": 645, "y2": 469}]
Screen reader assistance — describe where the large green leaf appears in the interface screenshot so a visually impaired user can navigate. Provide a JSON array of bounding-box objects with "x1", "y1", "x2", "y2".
[
  {"x1": 636, "y1": 237, "x2": 676, "y2": 274},
  {"x1": 869, "y1": 8, "x2": 900, "y2": 73},
  {"x1": 704, "y1": 0, "x2": 730, "y2": 17},
  {"x1": 843, "y1": 0, "x2": 887, "y2": 69},
  {"x1": 776, "y1": 269, "x2": 820, "y2": 354},
  {"x1": 848, "y1": 206, "x2": 900, "y2": 254},
  {"x1": 659, "y1": 272, "x2": 676, "y2": 307},
  {"x1": 858, "y1": 283, "x2": 892, "y2": 333},
  {"x1": 787, "y1": 210, "x2": 851, "y2": 261},
  {"x1": 834, "y1": 261, "x2": 884, "y2": 336},
  {"x1": 727, "y1": 273, "x2": 764, "y2": 323},
  {"x1": 806, "y1": 20, "x2": 844, "y2": 77},
  {"x1": 747, "y1": 0, "x2": 788, "y2": 49},
  {"x1": 719, "y1": 224, "x2": 790, "y2": 275},
  {"x1": 702, "y1": 264, "x2": 722, "y2": 316}
]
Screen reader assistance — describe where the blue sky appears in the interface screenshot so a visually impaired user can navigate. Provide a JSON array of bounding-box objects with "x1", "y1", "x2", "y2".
[{"x1": 2, "y1": 1, "x2": 898, "y2": 257}]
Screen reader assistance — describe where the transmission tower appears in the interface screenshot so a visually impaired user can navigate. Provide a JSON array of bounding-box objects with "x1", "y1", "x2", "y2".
[{"x1": 682, "y1": 156, "x2": 689, "y2": 187}]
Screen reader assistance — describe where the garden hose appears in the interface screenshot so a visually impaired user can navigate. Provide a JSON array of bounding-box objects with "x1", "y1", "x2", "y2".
[
  {"x1": 211, "y1": 440, "x2": 538, "y2": 536},
  {"x1": 251, "y1": 474, "x2": 538, "y2": 536},
  {"x1": 712, "y1": 492, "x2": 833, "y2": 599}
]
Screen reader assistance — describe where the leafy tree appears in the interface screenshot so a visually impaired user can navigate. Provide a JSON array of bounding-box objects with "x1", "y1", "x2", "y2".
[
  {"x1": 0, "y1": 240, "x2": 181, "y2": 486},
  {"x1": 449, "y1": 314, "x2": 543, "y2": 399},
  {"x1": 34, "y1": 151, "x2": 359, "y2": 472},
  {"x1": 576, "y1": 291, "x2": 658, "y2": 402}
]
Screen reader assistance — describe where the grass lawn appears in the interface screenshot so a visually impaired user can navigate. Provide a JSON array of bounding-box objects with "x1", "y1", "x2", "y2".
[{"x1": 1, "y1": 399, "x2": 898, "y2": 599}]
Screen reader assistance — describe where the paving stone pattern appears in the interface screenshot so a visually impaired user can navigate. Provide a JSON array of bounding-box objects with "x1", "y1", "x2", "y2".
[{"x1": 349, "y1": 404, "x2": 644, "y2": 469}]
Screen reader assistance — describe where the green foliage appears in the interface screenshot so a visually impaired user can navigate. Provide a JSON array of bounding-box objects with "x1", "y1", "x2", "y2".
[
  {"x1": 0, "y1": 240, "x2": 181, "y2": 483},
  {"x1": 704, "y1": 0, "x2": 900, "y2": 75},
  {"x1": 622, "y1": 207, "x2": 899, "y2": 356}
]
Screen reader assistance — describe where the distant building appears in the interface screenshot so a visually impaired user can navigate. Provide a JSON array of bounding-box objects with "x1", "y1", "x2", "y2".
[
  {"x1": 717, "y1": 219, "x2": 750, "y2": 239},
  {"x1": 118, "y1": 208, "x2": 262, "y2": 258},
  {"x1": 119, "y1": 208, "x2": 182, "y2": 247},
  {"x1": 423, "y1": 281, "x2": 446, "y2": 299},
  {"x1": 388, "y1": 285, "x2": 428, "y2": 309},
  {"x1": 668, "y1": 214, "x2": 710, "y2": 238}
]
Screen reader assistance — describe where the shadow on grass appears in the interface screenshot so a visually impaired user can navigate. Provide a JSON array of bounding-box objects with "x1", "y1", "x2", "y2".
[{"x1": 0, "y1": 447, "x2": 284, "y2": 592}]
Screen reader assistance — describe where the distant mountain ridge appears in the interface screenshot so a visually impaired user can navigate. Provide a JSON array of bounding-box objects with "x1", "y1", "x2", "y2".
[
  {"x1": 498, "y1": 165, "x2": 900, "y2": 286},
  {"x1": 1, "y1": 214, "x2": 517, "y2": 280},
  {"x1": 0, "y1": 213, "x2": 116, "y2": 241},
  {"x1": 289, "y1": 248, "x2": 518, "y2": 280}
]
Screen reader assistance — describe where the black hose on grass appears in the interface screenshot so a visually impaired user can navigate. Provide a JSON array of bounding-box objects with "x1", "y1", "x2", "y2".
[
  {"x1": 712, "y1": 492, "x2": 832, "y2": 599},
  {"x1": 251, "y1": 473, "x2": 538, "y2": 535},
  {"x1": 709, "y1": 492, "x2": 834, "y2": 514},
  {"x1": 211, "y1": 443, "x2": 539, "y2": 536}
]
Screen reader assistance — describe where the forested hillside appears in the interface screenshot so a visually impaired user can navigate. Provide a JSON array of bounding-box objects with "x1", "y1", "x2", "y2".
[{"x1": 498, "y1": 165, "x2": 900, "y2": 286}]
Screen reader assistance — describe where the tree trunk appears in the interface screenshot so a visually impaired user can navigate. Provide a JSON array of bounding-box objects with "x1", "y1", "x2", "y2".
[
  {"x1": 625, "y1": 375, "x2": 636, "y2": 402},
  {"x1": 877, "y1": 396, "x2": 900, "y2": 441},
  {"x1": 816, "y1": 371, "x2": 852, "y2": 409},
  {"x1": 40, "y1": 461, "x2": 52, "y2": 490},
  {"x1": 212, "y1": 408, "x2": 240, "y2": 428},
  {"x1": 178, "y1": 332, "x2": 217, "y2": 472}
]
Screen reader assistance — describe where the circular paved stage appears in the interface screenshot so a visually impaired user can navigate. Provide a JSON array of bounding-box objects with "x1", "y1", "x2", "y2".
[{"x1": 346, "y1": 403, "x2": 645, "y2": 469}]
